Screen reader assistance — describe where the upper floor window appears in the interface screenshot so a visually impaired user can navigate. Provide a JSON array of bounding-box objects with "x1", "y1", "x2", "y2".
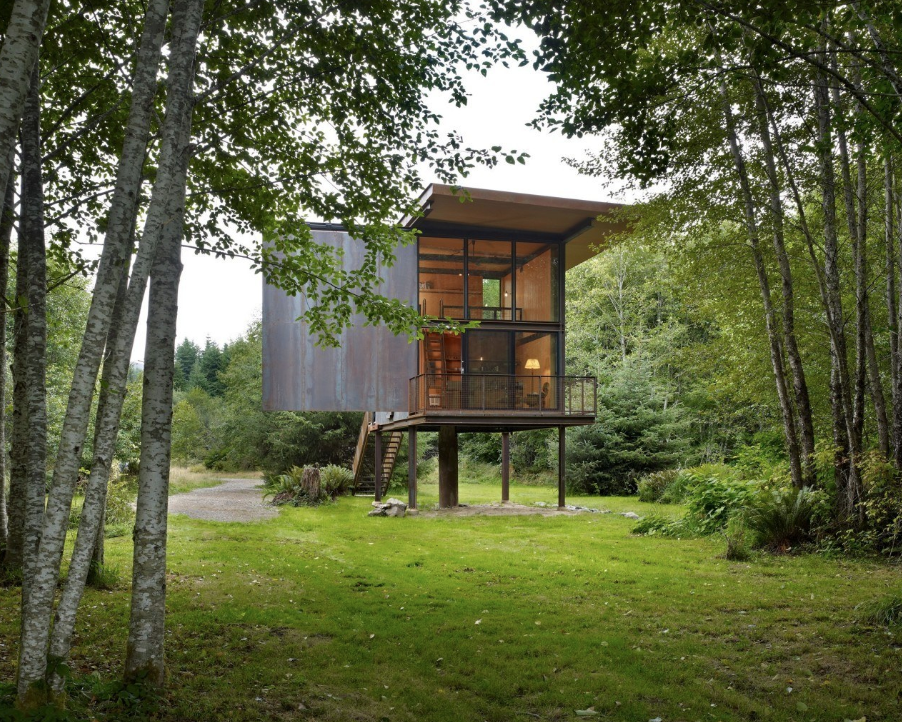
[
  {"x1": 516, "y1": 242, "x2": 560, "y2": 322},
  {"x1": 418, "y1": 236, "x2": 560, "y2": 323}
]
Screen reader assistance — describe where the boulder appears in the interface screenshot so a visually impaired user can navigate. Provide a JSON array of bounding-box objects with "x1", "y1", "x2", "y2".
[{"x1": 368, "y1": 498, "x2": 408, "y2": 517}]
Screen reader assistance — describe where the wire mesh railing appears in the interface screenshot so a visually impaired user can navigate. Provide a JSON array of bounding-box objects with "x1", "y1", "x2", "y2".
[{"x1": 408, "y1": 374, "x2": 597, "y2": 415}]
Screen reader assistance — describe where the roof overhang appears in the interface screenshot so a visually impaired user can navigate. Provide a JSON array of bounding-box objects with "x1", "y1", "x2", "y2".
[{"x1": 403, "y1": 184, "x2": 630, "y2": 270}]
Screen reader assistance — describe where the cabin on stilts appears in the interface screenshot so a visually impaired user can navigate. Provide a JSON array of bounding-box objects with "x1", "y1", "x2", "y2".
[{"x1": 262, "y1": 185, "x2": 628, "y2": 509}]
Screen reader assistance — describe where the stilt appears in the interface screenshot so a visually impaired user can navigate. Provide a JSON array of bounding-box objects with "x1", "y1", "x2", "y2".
[
  {"x1": 438, "y1": 426, "x2": 458, "y2": 508},
  {"x1": 374, "y1": 430, "x2": 383, "y2": 502},
  {"x1": 501, "y1": 431, "x2": 510, "y2": 503},
  {"x1": 408, "y1": 428, "x2": 417, "y2": 510},
  {"x1": 558, "y1": 426, "x2": 566, "y2": 509}
]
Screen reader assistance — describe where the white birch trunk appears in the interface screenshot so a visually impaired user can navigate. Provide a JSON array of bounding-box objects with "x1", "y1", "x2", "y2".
[
  {"x1": 18, "y1": 60, "x2": 47, "y2": 588},
  {"x1": 14, "y1": 0, "x2": 171, "y2": 703},
  {"x1": 15, "y1": 61, "x2": 49, "y2": 706},
  {"x1": 124, "y1": 168, "x2": 186, "y2": 687},
  {"x1": 44, "y1": 0, "x2": 203, "y2": 694},
  {"x1": 88, "y1": 253, "x2": 134, "y2": 585},
  {"x1": 0, "y1": 0, "x2": 51, "y2": 212},
  {"x1": 0, "y1": 162, "x2": 15, "y2": 549}
]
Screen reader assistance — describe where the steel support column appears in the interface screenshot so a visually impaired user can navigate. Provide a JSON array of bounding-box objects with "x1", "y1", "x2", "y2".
[
  {"x1": 374, "y1": 430, "x2": 383, "y2": 502},
  {"x1": 558, "y1": 425, "x2": 566, "y2": 509},
  {"x1": 408, "y1": 428, "x2": 417, "y2": 510},
  {"x1": 501, "y1": 431, "x2": 510, "y2": 502}
]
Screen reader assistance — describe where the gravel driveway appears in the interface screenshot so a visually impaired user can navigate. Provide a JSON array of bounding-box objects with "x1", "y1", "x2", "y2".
[{"x1": 168, "y1": 477, "x2": 278, "y2": 522}]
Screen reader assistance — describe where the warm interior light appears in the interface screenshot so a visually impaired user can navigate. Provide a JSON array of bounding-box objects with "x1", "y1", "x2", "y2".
[{"x1": 525, "y1": 358, "x2": 540, "y2": 370}]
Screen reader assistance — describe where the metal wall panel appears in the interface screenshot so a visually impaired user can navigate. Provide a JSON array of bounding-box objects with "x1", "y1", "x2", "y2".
[{"x1": 263, "y1": 228, "x2": 418, "y2": 412}]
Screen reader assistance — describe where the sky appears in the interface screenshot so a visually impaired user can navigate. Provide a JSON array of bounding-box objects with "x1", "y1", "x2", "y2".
[{"x1": 129, "y1": 39, "x2": 634, "y2": 361}]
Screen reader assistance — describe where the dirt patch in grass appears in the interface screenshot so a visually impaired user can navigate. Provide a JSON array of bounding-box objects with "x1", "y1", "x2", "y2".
[{"x1": 418, "y1": 502, "x2": 611, "y2": 518}]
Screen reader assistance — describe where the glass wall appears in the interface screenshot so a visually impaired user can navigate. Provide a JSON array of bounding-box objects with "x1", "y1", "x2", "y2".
[
  {"x1": 466, "y1": 330, "x2": 511, "y2": 374},
  {"x1": 418, "y1": 237, "x2": 464, "y2": 319},
  {"x1": 515, "y1": 331, "x2": 559, "y2": 408},
  {"x1": 467, "y1": 240, "x2": 513, "y2": 320},
  {"x1": 516, "y1": 242, "x2": 559, "y2": 322}
]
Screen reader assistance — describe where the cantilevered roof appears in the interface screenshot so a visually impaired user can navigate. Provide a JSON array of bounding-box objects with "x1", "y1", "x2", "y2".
[{"x1": 404, "y1": 184, "x2": 630, "y2": 270}]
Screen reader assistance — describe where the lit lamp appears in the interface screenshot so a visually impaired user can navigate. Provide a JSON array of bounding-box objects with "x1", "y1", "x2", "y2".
[{"x1": 525, "y1": 358, "x2": 540, "y2": 374}]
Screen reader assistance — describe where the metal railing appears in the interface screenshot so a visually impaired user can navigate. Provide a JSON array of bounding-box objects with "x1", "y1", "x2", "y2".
[{"x1": 408, "y1": 374, "x2": 597, "y2": 416}]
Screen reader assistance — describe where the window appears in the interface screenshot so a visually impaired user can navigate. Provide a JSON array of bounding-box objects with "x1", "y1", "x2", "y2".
[
  {"x1": 418, "y1": 238, "x2": 464, "y2": 319},
  {"x1": 466, "y1": 330, "x2": 511, "y2": 375},
  {"x1": 467, "y1": 240, "x2": 513, "y2": 320},
  {"x1": 516, "y1": 242, "x2": 559, "y2": 322}
]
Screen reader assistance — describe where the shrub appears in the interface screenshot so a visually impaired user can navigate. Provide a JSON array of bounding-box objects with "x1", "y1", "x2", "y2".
[
  {"x1": 637, "y1": 469, "x2": 679, "y2": 503},
  {"x1": 632, "y1": 513, "x2": 691, "y2": 537},
  {"x1": 746, "y1": 487, "x2": 816, "y2": 551},
  {"x1": 69, "y1": 475, "x2": 136, "y2": 531},
  {"x1": 858, "y1": 452, "x2": 902, "y2": 554},
  {"x1": 722, "y1": 517, "x2": 752, "y2": 561},
  {"x1": 320, "y1": 465, "x2": 353, "y2": 499},
  {"x1": 684, "y1": 473, "x2": 759, "y2": 535},
  {"x1": 265, "y1": 466, "x2": 329, "y2": 507}
]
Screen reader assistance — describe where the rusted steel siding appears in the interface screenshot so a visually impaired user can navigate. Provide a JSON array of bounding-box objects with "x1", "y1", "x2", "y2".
[{"x1": 262, "y1": 228, "x2": 418, "y2": 412}]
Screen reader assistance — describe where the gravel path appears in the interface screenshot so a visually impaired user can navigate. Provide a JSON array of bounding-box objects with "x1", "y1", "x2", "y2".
[{"x1": 168, "y1": 477, "x2": 278, "y2": 522}]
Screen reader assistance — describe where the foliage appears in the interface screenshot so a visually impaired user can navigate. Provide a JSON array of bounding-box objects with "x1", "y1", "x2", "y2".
[
  {"x1": 632, "y1": 513, "x2": 690, "y2": 538},
  {"x1": 169, "y1": 323, "x2": 363, "y2": 473},
  {"x1": 858, "y1": 593, "x2": 902, "y2": 627},
  {"x1": 567, "y1": 366, "x2": 690, "y2": 495},
  {"x1": 319, "y1": 465, "x2": 354, "y2": 499},
  {"x1": 745, "y1": 487, "x2": 818, "y2": 552},
  {"x1": 264, "y1": 466, "x2": 333, "y2": 507},
  {"x1": 683, "y1": 473, "x2": 760, "y2": 536},
  {"x1": 458, "y1": 433, "x2": 501, "y2": 465},
  {"x1": 636, "y1": 470, "x2": 679, "y2": 503},
  {"x1": 722, "y1": 517, "x2": 753, "y2": 562},
  {"x1": 69, "y1": 474, "x2": 135, "y2": 535}
]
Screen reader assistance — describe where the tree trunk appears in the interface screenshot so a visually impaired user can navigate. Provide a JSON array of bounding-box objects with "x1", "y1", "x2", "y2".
[
  {"x1": 813, "y1": 70, "x2": 864, "y2": 522},
  {"x1": 751, "y1": 74, "x2": 816, "y2": 484},
  {"x1": 87, "y1": 248, "x2": 134, "y2": 587},
  {"x1": 0, "y1": 0, "x2": 52, "y2": 207},
  {"x1": 15, "y1": 60, "x2": 50, "y2": 706},
  {"x1": 0, "y1": 158, "x2": 15, "y2": 551},
  {"x1": 15, "y1": 0, "x2": 172, "y2": 705},
  {"x1": 124, "y1": 180, "x2": 186, "y2": 688},
  {"x1": 4, "y1": 161, "x2": 28, "y2": 575},
  {"x1": 126, "y1": 39, "x2": 198, "y2": 675},
  {"x1": 718, "y1": 78, "x2": 803, "y2": 488},
  {"x1": 19, "y1": 60, "x2": 48, "y2": 588},
  {"x1": 49, "y1": 0, "x2": 204, "y2": 694},
  {"x1": 831, "y1": 52, "x2": 889, "y2": 458},
  {"x1": 886, "y1": 157, "x2": 898, "y2": 448}
]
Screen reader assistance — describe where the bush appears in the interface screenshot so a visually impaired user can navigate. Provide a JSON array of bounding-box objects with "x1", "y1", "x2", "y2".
[
  {"x1": 632, "y1": 513, "x2": 691, "y2": 537},
  {"x1": 722, "y1": 517, "x2": 752, "y2": 561},
  {"x1": 566, "y1": 367, "x2": 690, "y2": 495},
  {"x1": 858, "y1": 452, "x2": 902, "y2": 554},
  {"x1": 683, "y1": 471, "x2": 759, "y2": 535},
  {"x1": 69, "y1": 474, "x2": 136, "y2": 531},
  {"x1": 637, "y1": 469, "x2": 679, "y2": 503},
  {"x1": 320, "y1": 465, "x2": 353, "y2": 499},
  {"x1": 265, "y1": 466, "x2": 330, "y2": 507},
  {"x1": 745, "y1": 486, "x2": 817, "y2": 551}
]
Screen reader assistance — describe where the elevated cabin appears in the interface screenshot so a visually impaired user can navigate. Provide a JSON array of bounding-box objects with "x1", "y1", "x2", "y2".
[{"x1": 263, "y1": 185, "x2": 628, "y2": 509}]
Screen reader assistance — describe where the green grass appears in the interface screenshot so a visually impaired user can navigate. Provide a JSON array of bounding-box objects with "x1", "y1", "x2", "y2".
[{"x1": 1, "y1": 480, "x2": 900, "y2": 721}]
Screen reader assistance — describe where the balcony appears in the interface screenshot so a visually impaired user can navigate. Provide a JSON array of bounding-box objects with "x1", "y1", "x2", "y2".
[{"x1": 408, "y1": 374, "x2": 597, "y2": 417}]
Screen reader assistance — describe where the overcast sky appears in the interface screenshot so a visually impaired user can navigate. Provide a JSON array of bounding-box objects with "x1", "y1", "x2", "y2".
[{"x1": 130, "y1": 39, "x2": 634, "y2": 361}]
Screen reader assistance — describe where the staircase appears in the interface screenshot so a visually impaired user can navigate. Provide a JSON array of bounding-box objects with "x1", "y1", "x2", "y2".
[{"x1": 352, "y1": 413, "x2": 402, "y2": 496}]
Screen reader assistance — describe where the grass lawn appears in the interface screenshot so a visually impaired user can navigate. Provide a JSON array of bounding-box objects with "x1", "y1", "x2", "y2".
[{"x1": 1, "y1": 479, "x2": 900, "y2": 721}]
